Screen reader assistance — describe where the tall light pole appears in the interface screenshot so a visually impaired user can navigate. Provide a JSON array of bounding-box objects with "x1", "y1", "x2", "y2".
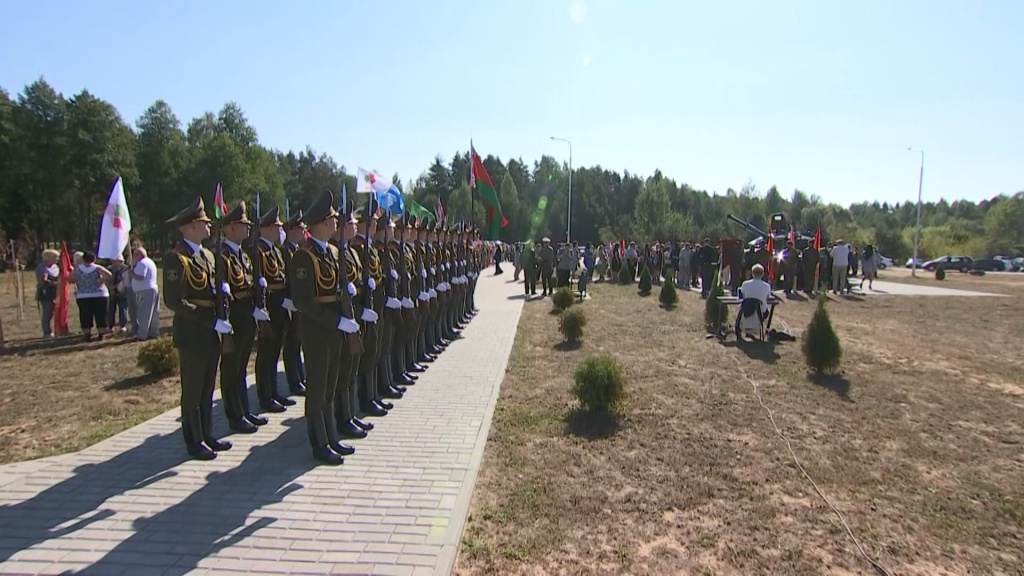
[
  {"x1": 908, "y1": 148, "x2": 924, "y2": 277},
  {"x1": 550, "y1": 136, "x2": 572, "y2": 242}
]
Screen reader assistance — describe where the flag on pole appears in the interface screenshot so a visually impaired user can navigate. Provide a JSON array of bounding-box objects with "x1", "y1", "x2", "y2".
[
  {"x1": 408, "y1": 200, "x2": 434, "y2": 223},
  {"x1": 436, "y1": 197, "x2": 445, "y2": 222},
  {"x1": 54, "y1": 241, "x2": 72, "y2": 336},
  {"x1": 470, "y1": 145, "x2": 507, "y2": 239},
  {"x1": 788, "y1": 225, "x2": 796, "y2": 246},
  {"x1": 213, "y1": 183, "x2": 228, "y2": 219},
  {"x1": 356, "y1": 168, "x2": 393, "y2": 194},
  {"x1": 341, "y1": 182, "x2": 347, "y2": 210},
  {"x1": 765, "y1": 233, "x2": 775, "y2": 281},
  {"x1": 813, "y1": 226, "x2": 821, "y2": 250},
  {"x1": 97, "y1": 176, "x2": 132, "y2": 259},
  {"x1": 376, "y1": 185, "x2": 405, "y2": 214}
]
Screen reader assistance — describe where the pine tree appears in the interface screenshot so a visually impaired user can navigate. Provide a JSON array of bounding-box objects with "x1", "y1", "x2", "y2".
[
  {"x1": 618, "y1": 259, "x2": 633, "y2": 285},
  {"x1": 803, "y1": 297, "x2": 842, "y2": 373},
  {"x1": 638, "y1": 264, "x2": 653, "y2": 296},
  {"x1": 659, "y1": 268, "x2": 678, "y2": 308},
  {"x1": 704, "y1": 270, "x2": 729, "y2": 330}
]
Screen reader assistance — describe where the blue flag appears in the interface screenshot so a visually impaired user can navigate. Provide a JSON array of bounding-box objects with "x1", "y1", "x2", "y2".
[{"x1": 376, "y1": 185, "x2": 404, "y2": 214}]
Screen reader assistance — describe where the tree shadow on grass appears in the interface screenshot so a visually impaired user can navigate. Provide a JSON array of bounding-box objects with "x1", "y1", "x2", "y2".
[
  {"x1": 808, "y1": 371, "x2": 852, "y2": 400},
  {"x1": 564, "y1": 407, "x2": 620, "y2": 439},
  {"x1": 723, "y1": 338, "x2": 781, "y2": 364},
  {"x1": 552, "y1": 340, "x2": 582, "y2": 352}
]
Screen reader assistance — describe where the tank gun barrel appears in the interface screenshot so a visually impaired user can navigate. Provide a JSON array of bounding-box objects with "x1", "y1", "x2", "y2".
[{"x1": 726, "y1": 214, "x2": 771, "y2": 239}]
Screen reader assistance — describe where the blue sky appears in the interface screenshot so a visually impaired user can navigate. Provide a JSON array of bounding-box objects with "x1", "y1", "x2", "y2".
[{"x1": 2, "y1": 0, "x2": 1021, "y2": 206}]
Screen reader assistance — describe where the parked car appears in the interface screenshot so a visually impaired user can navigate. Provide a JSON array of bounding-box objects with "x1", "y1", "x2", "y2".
[
  {"x1": 923, "y1": 256, "x2": 973, "y2": 273},
  {"x1": 1014, "y1": 257, "x2": 1024, "y2": 271},
  {"x1": 973, "y1": 259, "x2": 1007, "y2": 272},
  {"x1": 905, "y1": 257, "x2": 926, "y2": 268},
  {"x1": 993, "y1": 255, "x2": 1021, "y2": 272},
  {"x1": 877, "y1": 254, "x2": 894, "y2": 269}
]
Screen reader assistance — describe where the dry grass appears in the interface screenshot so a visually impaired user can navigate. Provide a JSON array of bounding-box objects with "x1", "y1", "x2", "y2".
[
  {"x1": 0, "y1": 270, "x2": 184, "y2": 464},
  {"x1": 456, "y1": 278, "x2": 1024, "y2": 575}
]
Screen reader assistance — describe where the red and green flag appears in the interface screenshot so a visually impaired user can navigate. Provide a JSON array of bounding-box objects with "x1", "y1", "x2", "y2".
[
  {"x1": 470, "y1": 144, "x2": 507, "y2": 239},
  {"x1": 214, "y1": 183, "x2": 228, "y2": 219}
]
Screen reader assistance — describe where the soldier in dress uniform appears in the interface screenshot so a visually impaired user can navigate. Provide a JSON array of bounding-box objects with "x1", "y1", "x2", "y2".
[
  {"x1": 415, "y1": 219, "x2": 437, "y2": 364},
  {"x1": 801, "y1": 242, "x2": 820, "y2": 296},
  {"x1": 374, "y1": 214, "x2": 406, "y2": 402},
  {"x1": 781, "y1": 240, "x2": 800, "y2": 295},
  {"x1": 404, "y1": 217, "x2": 427, "y2": 376},
  {"x1": 352, "y1": 209, "x2": 388, "y2": 417},
  {"x1": 287, "y1": 190, "x2": 358, "y2": 465},
  {"x1": 163, "y1": 197, "x2": 234, "y2": 460},
  {"x1": 391, "y1": 215, "x2": 418, "y2": 386},
  {"x1": 217, "y1": 202, "x2": 273, "y2": 433},
  {"x1": 281, "y1": 209, "x2": 307, "y2": 396},
  {"x1": 254, "y1": 206, "x2": 297, "y2": 411}
]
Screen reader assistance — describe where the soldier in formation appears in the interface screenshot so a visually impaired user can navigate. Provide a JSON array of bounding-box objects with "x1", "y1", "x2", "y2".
[{"x1": 165, "y1": 190, "x2": 483, "y2": 463}]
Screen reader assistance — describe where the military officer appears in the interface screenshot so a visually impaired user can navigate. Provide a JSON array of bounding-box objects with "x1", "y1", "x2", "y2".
[
  {"x1": 281, "y1": 209, "x2": 307, "y2": 396},
  {"x1": 254, "y1": 206, "x2": 296, "y2": 410},
  {"x1": 801, "y1": 241, "x2": 820, "y2": 295},
  {"x1": 414, "y1": 218, "x2": 436, "y2": 365},
  {"x1": 392, "y1": 215, "x2": 419, "y2": 385},
  {"x1": 163, "y1": 197, "x2": 233, "y2": 461},
  {"x1": 405, "y1": 217, "x2": 427, "y2": 375},
  {"x1": 287, "y1": 190, "x2": 359, "y2": 465},
  {"x1": 352, "y1": 209, "x2": 388, "y2": 417},
  {"x1": 374, "y1": 214, "x2": 406, "y2": 402},
  {"x1": 218, "y1": 202, "x2": 272, "y2": 433},
  {"x1": 336, "y1": 204, "x2": 376, "y2": 438}
]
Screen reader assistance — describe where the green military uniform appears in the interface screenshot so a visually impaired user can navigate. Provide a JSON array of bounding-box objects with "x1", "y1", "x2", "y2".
[
  {"x1": 162, "y1": 197, "x2": 231, "y2": 460},
  {"x1": 287, "y1": 190, "x2": 358, "y2": 465},
  {"x1": 217, "y1": 202, "x2": 266, "y2": 432},
  {"x1": 392, "y1": 215, "x2": 418, "y2": 384},
  {"x1": 281, "y1": 209, "x2": 307, "y2": 396},
  {"x1": 375, "y1": 216, "x2": 406, "y2": 401},
  {"x1": 352, "y1": 211, "x2": 387, "y2": 419},
  {"x1": 404, "y1": 219, "x2": 425, "y2": 375},
  {"x1": 254, "y1": 206, "x2": 295, "y2": 410},
  {"x1": 781, "y1": 243, "x2": 800, "y2": 294},
  {"x1": 801, "y1": 245, "x2": 820, "y2": 294},
  {"x1": 521, "y1": 242, "x2": 537, "y2": 295},
  {"x1": 538, "y1": 239, "x2": 555, "y2": 295}
]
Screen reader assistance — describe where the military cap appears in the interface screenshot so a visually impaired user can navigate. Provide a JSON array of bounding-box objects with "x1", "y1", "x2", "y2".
[
  {"x1": 542, "y1": 236, "x2": 551, "y2": 243},
  {"x1": 415, "y1": 216, "x2": 430, "y2": 230},
  {"x1": 394, "y1": 213, "x2": 407, "y2": 230},
  {"x1": 221, "y1": 201, "x2": 251, "y2": 225},
  {"x1": 285, "y1": 208, "x2": 306, "y2": 230},
  {"x1": 258, "y1": 205, "x2": 283, "y2": 228},
  {"x1": 165, "y1": 196, "x2": 211, "y2": 226},
  {"x1": 302, "y1": 190, "x2": 339, "y2": 226}
]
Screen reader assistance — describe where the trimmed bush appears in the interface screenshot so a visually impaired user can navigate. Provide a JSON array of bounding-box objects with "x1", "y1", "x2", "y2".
[
  {"x1": 704, "y1": 271, "x2": 729, "y2": 329},
  {"x1": 638, "y1": 265, "x2": 653, "y2": 296},
  {"x1": 572, "y1": 354, "x2": 626, "y2": 413},
  {"x1": 559, "y1": 307, "x2": 587, "y2": 343},
  {"x1": 802, "y1": 297, "x2": 842, "y2": 374},
  {"x1": 137, "y1": 337, "x2": 179, "y2": 376},
  {"x1": 618, "y1": 260, "x2": 633, "y2": 285},
  {"x1": 659, "y1": 268, "x2": 679, "y2": 308},
  {"x1": 552, "y1": 286, "x2": 575, "y2": 311},
  {"x1": 935, "y1": 267, "x2": 946, "y2": 281}
]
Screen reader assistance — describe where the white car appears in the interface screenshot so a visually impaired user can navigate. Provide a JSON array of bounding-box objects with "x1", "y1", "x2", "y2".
[
  {"x1": 993, "y1": 256, "x2": 1020, "y2": 272},
  {"x1": 877, "y1": 254, "x2": 894, "y2": 269}
]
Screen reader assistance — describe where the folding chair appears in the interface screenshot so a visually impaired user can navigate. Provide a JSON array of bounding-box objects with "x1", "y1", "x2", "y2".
[{"x1": 734, "y1": 298, "x2": 766, "y2": 341}]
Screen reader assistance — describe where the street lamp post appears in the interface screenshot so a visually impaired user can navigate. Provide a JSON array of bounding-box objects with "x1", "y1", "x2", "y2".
[
  {"x1": 550, "y1": 136, "x2": 572, "y2": 243},
  {"x1": 908, "y1": 148, "x2": 924, "y2": 277}
]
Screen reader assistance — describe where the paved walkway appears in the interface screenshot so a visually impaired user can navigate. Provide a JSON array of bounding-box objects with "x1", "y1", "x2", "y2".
[
  {"x1": 856, "y1": 280, "x2": 1000, "y2": 297},
  {"x1": 0, "y1": 274, "x2": 525, "y2": 576}
]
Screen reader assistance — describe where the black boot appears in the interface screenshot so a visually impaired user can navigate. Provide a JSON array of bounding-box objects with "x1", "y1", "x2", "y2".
[
  {"x1": 187, "y1": 444, "x2": 217, "y2": 461},
  {"x1": 312, "y1": 445, "x2": 344, "y2": 465}
]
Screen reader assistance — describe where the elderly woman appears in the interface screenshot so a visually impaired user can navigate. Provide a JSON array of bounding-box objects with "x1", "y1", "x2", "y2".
[
  {"x1": 69, "y1": 251, "x2": 112, "y2": 341},
  {"x1": 35, "y1": 249, "x2": 61, "y2": 337}
]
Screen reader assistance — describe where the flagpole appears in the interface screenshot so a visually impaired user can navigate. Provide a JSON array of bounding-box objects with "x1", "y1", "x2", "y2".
[{"x1": 469, "y1": 140, "x2": 475, "y2": 229}]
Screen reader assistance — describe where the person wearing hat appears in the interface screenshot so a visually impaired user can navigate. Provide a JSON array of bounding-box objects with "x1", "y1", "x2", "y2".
[
  {"x1": 162, "y1": 197, "x2": 233, "y2": 460},
  {"x1": 780, "y1": 239, "x2": 800, "y2": 296},
  {"x1": 352, "y1": 208, "x2": 389, "y2": 419},
  {"x1": 801, "y1": 239, "x2": 820, "y2": 296},
  {"x1": 390, "y1": 214, "x2": 416, "y2": 386},
  {"x1": 537, "y1": 237, "x2": 555, "y2": 296},
  {"x1": 521, "y1": 240, "x2": 537, "y2": 296},
  {"x1": 253, "y1": 205, "x2": 297, "y2": 411},
  {"x1": 288, "y1": 189, "x2": 359, "y2": 465},
  {"x1": 414, "y1": 218, "x2": 437, "y2": 364},
  {"x1": 403, "y1": 217, "x2": 427, "y2": 376},
  {"x1": 281, "y1": 207, "x2": 307, "y2": 396},
  {"x1": 216, "y1": 201, "x2": 273, "y2": 435},
  {"x1": 374, "y1": 213, "x2": 406, "y2": 402}
]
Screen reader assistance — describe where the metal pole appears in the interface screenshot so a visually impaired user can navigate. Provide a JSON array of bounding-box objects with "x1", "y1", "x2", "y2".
[
  {"x1": 911, "y1": 149, "x2": 924, "y2": 277},
  {"x1": 550, "y1": 137, "x2": 572, "y2": 242}
]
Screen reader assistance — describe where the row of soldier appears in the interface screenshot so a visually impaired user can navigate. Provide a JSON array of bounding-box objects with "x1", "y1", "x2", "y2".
[{"x1": 163, "y1": 189, "x2": 485, "y2": 464}]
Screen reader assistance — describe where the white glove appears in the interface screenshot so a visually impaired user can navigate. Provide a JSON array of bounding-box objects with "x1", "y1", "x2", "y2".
[
  {"x1": 420, "y1": 270, "x2": 427, "y2": 279},
  {"x1": 401, "y1": 297, "x2": 414, "y2": 309},
  {"x1": 390, "y1": 269, "x2": 398, "y2": 280},
  {"x1": 428, "y1": 288, "x2": 437, "y2": 299},
  {"x1": 214, "y1": 319, "x2": 233, "y2": 334},
  {"x1": 385, "y1": 297, "x2": 401, "y2": 309},
  {"x1": 418, "y1": 291, "x2": 429, "y2": 302},
  {"x1": 460, "y1": 275, "x2": 468, "y2": 283},
  {"x1": 367, "y1": 277, "x2": 376, "y2": 290},
  {"x1": 252, "y1": 308, "x2": 270, "y2": 322},
  {"x1": 347, "y1": 282, "x2": 357, "y2": 296},
  {"x1": 220, "y1": 282, "x2": 231, "y2": 295},
  {"x1": 258, "y1": 277, "x2": 267, "y2": 288},
  {"x1": 360, "y1": 308, "x2": 379, "y2": 323},
  {"x1": 406, "y1": 273, "x2": 412, "y2": 280},
  {"x1": 282, "y1": 298, "x2": 297, "y2": 312},
  {"x1": 430, "y1": 267, "x2": 436, "y2": 275},
  {"x1": 446, "y1": 263, "x2": 451, "y2": 270},
  {"x1": 437, "y1": 284, "x2": 447, "y2": 293},
  {"x1": 337, "y1": 317, "x2": 359, "y2": 334}
]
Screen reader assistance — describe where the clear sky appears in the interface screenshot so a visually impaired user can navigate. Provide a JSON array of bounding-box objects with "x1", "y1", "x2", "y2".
[{"x1": 2, "y1": 0, "x2": 1021, "y2": 206}]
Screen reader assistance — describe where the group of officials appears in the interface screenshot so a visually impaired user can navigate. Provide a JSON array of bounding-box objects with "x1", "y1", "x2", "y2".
[{"x1": 162, "y1": 189, "x2": 484, "y2": 464}]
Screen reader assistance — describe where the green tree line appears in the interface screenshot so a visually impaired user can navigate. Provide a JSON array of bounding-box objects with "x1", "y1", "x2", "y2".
[{"x1": 1, "y1": 78, "x2": 1021, "y2": 262}]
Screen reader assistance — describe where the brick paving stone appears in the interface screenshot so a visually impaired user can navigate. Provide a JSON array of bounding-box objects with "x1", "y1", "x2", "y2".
[{"x1": 0, "y1": 274, "x2": 522, "y2": 576}]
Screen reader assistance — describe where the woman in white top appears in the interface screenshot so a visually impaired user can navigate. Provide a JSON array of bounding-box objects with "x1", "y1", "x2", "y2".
[{"x1": 69, "y1": 251, "x2": 112, "y2": 341}]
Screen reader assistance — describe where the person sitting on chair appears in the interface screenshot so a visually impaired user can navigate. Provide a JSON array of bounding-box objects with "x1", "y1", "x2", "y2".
[{"x1": 737, "y1": 264, "x2": 772, "y2": 339}]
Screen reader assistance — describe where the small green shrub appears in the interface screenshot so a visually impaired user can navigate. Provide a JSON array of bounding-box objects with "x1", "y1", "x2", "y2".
[
  {"x1": 137, "y1": 337, "x2": 179, "y2": 376},
  {"x1": 638, "y1": 265, "x2": 653, "y2": 296},
  {"x1": 618, "y1": 260, "x2": 633, "y2": 285},
  {"x1": 572, "y1": 354, "x2": 626, "y2": 413},
  {"x1": 559, "y1": 307, "x2": 587, "y2": 343},
  {"x1": 659, "y1": 268, "x2": 679, "y2": 308},
  {"x1": 802, "y1": 297, "x2": 842, "y2": 373},
  {"x1": 704, "y1": 271, "x2": 729, "y2": 329},
  {"x1": 935, "y1": 268, "x2": 946, "y2": 281},
  {"x1": 552, "y1": 286, "x2": 575, "y2": 311}
]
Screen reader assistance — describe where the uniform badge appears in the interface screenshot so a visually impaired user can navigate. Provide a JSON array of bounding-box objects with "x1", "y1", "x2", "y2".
[
  {"x1": 166, "y1": 270, "x2": 179, "y2": 282},
  {"x1": 296, "y1": 268, "x2": 308, "y2": 279}
]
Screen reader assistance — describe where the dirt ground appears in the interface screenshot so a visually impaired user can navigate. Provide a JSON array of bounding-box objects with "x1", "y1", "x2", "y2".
[
  {"x1": 456, "y1": 275, "x2": 1024, "y2": 575},
  {"x1": 0, "y1": 270, "x2": 181, "y2": 464}
]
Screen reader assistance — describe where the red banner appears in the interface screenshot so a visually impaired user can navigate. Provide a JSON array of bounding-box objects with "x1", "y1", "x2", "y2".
[{"x1": 54, "y1": 241, "x2": 72, "y2": 336}]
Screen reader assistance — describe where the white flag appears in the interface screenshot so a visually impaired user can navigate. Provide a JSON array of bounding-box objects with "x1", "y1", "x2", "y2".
[
  {"x1": 97, "y1": 176, "x2": 131, "y2": 259},
  {"x1": 355, "y1": 167, "x2": 393, "y2": 194}
]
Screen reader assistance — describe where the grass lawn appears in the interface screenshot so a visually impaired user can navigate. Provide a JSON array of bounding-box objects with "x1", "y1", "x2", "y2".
[{"x1": 455, "y1": 275, "x2": 1024, "y2": 575}]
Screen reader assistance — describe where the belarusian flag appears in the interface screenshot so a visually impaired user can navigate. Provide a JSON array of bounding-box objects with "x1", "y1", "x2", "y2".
[
  {"x1": 97, "y1": 176, "x2": 131, "y2": 259},
  {"x1": 214, "y1": 183, "x2": 228, "y2": 219},
  {"x1": 470, "y1": 144, "x2": 507, "y2": 239}
]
